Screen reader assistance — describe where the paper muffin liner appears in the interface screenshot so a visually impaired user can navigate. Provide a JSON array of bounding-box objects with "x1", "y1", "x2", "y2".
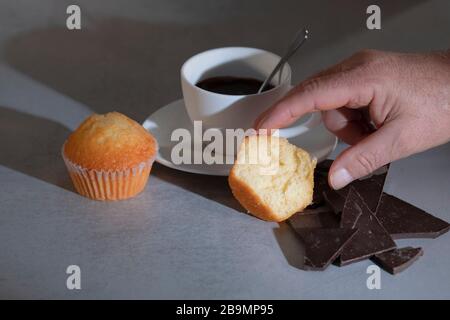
[{"x1": 62, "y1": 145, "x2": 156, "y2": 201}]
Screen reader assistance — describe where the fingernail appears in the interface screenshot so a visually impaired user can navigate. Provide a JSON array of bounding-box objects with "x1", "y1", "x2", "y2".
[{"x1": 330, "y1": 168, "x2": 353, "y2": 190}]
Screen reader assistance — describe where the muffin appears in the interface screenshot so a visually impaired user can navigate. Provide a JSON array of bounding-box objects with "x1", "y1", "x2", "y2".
[
  {"x1": 62, "y1": 112, "x2": 158, "y2": 200},
  {"x1": 229, "y1": 135, "x2": 316, "y2": 222}
]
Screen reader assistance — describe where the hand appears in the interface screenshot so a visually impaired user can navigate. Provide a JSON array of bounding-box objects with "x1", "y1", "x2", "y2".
[{"x1": 255, "y1": 49, "x2": 450, "y2": 189}]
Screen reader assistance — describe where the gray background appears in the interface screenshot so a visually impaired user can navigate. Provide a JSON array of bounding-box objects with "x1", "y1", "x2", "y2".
[{"x1": 0, "y1": 0, "x2": 449, "y2": 299}]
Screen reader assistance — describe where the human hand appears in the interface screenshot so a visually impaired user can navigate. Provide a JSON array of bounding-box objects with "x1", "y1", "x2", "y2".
[{"x1": 254, "y1": 49, "x2": 450, "y2": 189}]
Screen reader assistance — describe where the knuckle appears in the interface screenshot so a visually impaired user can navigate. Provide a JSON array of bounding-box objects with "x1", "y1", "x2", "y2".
[
  {"x1": 300, "y1": 77, "x2": 322, "y2": 93},
  {"x1": 298, "y1": 78, "x2": 323, "y2": 111},
  {"x1": 354, "y1": 149, "x2": 382, "y2": 175},
  {"x1": 302, "y1": 74, "x2": 343, "y2": 93},
  {"x1": 286, "y1": 104, "x2": 298, "y2": 121}
]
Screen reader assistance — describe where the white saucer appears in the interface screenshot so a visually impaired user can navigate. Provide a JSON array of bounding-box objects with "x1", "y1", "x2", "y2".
[{"x1": 143, "y1": 99, "x2": 338, "y2": 176}]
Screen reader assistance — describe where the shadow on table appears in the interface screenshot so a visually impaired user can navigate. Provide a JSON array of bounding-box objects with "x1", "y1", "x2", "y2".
[
  {"x1": 273, "y1": 222, "x2": 306, "y2": 270},
  {"x1": 152, "y1": 163, "x2": 247, "y2": 214},
  {"x1": 0, "y1": 106, "x2": 73, "y2": 191},
  {"x1": 153, "y1": 162, "x2": 308, "y2": 271}
]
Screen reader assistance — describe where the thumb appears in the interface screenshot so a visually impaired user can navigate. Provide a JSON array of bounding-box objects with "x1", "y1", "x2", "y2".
[{"x1": 329, "y1": 121, "x2": 404, "y2": 190}]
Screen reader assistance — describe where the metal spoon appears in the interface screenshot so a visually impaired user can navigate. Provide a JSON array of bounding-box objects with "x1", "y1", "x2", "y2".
[{"x1": 258, "y1": 27, "x2": 309, "y2": 94}]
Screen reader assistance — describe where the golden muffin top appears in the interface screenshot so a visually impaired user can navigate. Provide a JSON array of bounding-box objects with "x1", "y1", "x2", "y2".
[{"x1": 63, "y1": 112, "x2": 157, "y2": 170}]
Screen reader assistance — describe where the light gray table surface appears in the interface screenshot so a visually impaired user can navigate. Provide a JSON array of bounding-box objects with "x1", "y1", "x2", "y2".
[{"x1": 0, "y1": 0, "x2": 449, "y2": 299}]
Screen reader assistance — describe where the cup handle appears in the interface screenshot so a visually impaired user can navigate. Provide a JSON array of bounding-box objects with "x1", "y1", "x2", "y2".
[{"x1": 277, "y1": 85, "x2": 322, "y2": 138}]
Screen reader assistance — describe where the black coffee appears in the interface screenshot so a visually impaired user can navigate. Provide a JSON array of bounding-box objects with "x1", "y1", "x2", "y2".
[{"x1": 196, "y1": 76, "x2": 275, "y2": 95}]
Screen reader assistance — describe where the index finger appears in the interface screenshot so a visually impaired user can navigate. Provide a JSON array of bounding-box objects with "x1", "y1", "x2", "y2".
[{"x1": 254, "y1": 71, "x2": 377, "y2": 130}]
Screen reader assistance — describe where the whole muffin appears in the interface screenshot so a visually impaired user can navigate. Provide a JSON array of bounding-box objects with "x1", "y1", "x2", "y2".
[{"x1": 62, "y1": 112, "x2": 158, "y2": 200}]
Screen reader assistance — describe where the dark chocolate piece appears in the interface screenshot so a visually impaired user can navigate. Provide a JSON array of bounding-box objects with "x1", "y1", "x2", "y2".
[
  {"x1": 294, "y1": 227, "x2": 357, "y2": 271},
  {"x1": 372, "y1": 247, "x2": 423, "y2": 275},
  {"x1": 196, "y1": 76, "x2": 274, "y2": 95},
  {"x1": 288, "y1": 207, "x2": 340, "y2": 229},
  {"x1": 349, "y1": 164, "x2": 389, "y2": 212},
  {"x1": 315, "y1": 159, "x2": 333, "y2": 173},
  {"x1": 375, "y1": 193, "x2": 450, "y2": 239},
  {"x1": 339, "y1": 189, "x2": 396, "y2": 266},
  {"x1": 340, "y1": 187, "x2": 364, "y2": 229},
  {"x1": 311, "y1": 159, "x2": 335, "y2": 207},
  {"x1": 312, "y1": 172, "x2": 330, "y2": 206},
  {"x1": 300, "y1": 206, "x2": 332, "y2": 215},
  {"x1": 312, "y1": 160, "x2": 333, "y2": 206},
  {"x1": 323, "y1": 190, "x2": 346, "y2": 214},
  {"x1": 324, "y1": 164, "x2": 390, "y2": 214}
]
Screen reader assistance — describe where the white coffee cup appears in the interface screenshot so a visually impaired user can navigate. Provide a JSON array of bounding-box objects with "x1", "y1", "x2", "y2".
[{"x1": 181, "y1": 47, "x2": 321, "y2": 137}]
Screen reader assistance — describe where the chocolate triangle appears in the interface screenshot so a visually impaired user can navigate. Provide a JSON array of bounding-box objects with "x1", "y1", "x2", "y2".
[
  {"x1": 375, "y1": 193, "x2": 450, "y2": 239},
  {"x1": 340, "y1": 187, "x2": 364, "y2": 229},
  {"x1": 324, "y1": 165, "x2": 389, "y2": 214},
  {"x1": 339, "y1": 189, "x2": 396, "y2": 266},
  {"x1": 372, "y1": 247, "x2": 423, "y2": 275},
  {"x1": 348, "y1": 164, "x2": 389, "y2": 212},
  {"x1": 294, "y1": 227, "x2": 357, "y2": 271}
]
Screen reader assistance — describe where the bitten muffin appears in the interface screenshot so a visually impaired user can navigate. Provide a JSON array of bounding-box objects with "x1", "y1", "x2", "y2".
[
  {"x1": 62, "y1": 112, "x2": 158, "y2": 200},
  {"x1": 228, "y1": 135, "x2": 316, "y2": 222}
]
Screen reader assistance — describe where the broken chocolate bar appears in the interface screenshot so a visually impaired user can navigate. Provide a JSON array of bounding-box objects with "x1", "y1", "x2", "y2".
[
  {"x1": 339, "y1": 188, "x2": 396, "y2": 266},
  {"x1": 372, "y1": 247, "x2": 423, "y2": 275},
  {"x1": 375, "y1": 193, "x2": 450, "y2": 239},
  {"x1": 294, "y1": 227, "x2": 357, "y2": 271},
  {"x1": 291, "y1": 159, "x2": 448, "y2": 275}
]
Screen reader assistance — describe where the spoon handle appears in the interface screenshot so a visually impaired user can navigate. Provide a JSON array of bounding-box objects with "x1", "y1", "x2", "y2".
[{"x1": 258, "y1": 27, "x2": 309, "y2": 94}]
